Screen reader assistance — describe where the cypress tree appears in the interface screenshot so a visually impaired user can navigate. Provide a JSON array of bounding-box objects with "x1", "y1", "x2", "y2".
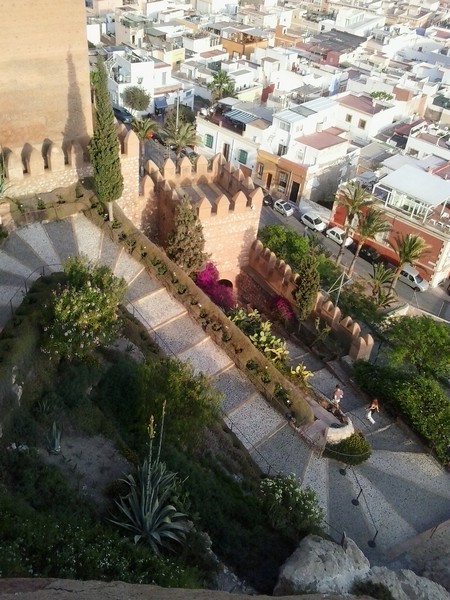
[
  {"x1": 166, "y1": 195, "x2": 207, "y2": 273},
  {"x1": 88, "y1": 56, "x2": 124, "y2": 206},
  {"x1": 292, "y1": 252, "x2": 320, "y2": 321}
]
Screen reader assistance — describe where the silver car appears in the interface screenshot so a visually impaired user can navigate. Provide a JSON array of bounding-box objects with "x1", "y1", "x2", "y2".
[{"x1": 274, "y1": 200, "x2": 294, "y2": 217}]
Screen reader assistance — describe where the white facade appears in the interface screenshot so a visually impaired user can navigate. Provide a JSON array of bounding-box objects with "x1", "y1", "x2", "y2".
[
  {"x1": 196, "y1": 117, "x2": 260, "y2": 172},
  {"x1": 334, "y1": 8, "x2": 385, "y2": 37},
  {"x1": 105, "y1": 49, "x2": 187, "y2": 113}
]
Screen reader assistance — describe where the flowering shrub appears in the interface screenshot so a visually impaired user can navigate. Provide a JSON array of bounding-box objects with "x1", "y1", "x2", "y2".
[
  {"x1": 42, "y1": 256, "x2": 127, "y2": 361},
  {"x1": 195, "y1": 262, "x2": 235, "y2": 311},
  {"x1": 271, "y1": 295, "x2": 295, "y2": 326},
  {"x1": 229, "y1": 308, "x2": 289, "y2": 365},
  {"x1": 260, "y1": 474, "x2": 323, "y2": 537}
]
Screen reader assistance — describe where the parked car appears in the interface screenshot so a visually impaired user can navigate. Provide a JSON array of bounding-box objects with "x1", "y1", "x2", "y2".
[
  {"x1": 326, "y1": 226, "x2": 353, "y2": 247},
  {"x1": 348, "y1": 242, "x2": 381, "y2": 264},
  {"x1": 300, "y1": 211, "x2": 327, "y2": 232},
  {"x1": 274, "y1": 200, "x2": 294, "y2": 217},
  {"x1": 181, "y1": 147, "x2": 199, "y2": 161},
  {"x1": 263, "y1": 194, "x2": 274, "y2": 207},
  {"x1": 398, "y1": 263, "x2": 429, "y2": 292},
  {"x1": 112, "y1": 105, "x2": 133, "y2": 124}
]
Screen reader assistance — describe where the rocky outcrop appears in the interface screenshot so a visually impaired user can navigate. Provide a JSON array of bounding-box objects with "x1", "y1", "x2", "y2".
[
  {"x1": 274, "y1": 535, "x2": 450, "y2": 600},
  {"x1": 274, "y1": 535, "x2": 370, "y2": 596}
]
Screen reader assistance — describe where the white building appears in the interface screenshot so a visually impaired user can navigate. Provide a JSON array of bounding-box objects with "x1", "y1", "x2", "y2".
[{"x1": 196, "y1": 99, "x2": 273, "y2": 175}]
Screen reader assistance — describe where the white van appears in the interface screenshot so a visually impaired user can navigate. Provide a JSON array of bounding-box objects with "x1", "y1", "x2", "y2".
[
  {"x1": 398, "y1": 264, "x2": 429, "y2": 292},
  {"x1": 301, "y1": 211, "x2": 327, "y2": 232}
]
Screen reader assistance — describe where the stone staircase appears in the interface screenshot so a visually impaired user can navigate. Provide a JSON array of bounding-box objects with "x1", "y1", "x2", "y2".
[{"x1": 1, "y1": 214, "x2": 449, "y2": 566}]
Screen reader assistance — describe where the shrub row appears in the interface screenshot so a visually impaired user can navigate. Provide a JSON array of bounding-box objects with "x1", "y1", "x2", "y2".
[{"x1": 354, "y1": 361, "x2": 450, "y2": 463}]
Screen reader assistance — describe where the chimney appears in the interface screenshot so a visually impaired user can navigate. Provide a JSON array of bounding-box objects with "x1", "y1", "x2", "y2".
[{"x1": 316, "y1": 121, "x2": 323, "y2": 133}]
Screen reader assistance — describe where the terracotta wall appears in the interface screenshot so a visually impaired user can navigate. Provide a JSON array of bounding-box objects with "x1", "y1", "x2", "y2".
[{"x1": 0, "y1": 0, "x2": 93, "y2": 149}]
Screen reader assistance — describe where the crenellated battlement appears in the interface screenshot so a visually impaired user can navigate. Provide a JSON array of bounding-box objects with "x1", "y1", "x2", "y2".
[
  {"x1": 248, "y1": 240, "x2": 374, "y2": 361},
  {"x1": 1, "y1": 125, "x2": 139, "y2": 200}
]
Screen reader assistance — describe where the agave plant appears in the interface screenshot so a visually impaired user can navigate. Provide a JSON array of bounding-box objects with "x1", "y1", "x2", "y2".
[
  {"x1": 110, "y1": 407, "x2": 190, "y2": 553},
  {"x1": 110, "y1": 458, "x2": 190, "y2": 552},
  {"x1": 47, "y1": 421, "x2": 62, "y2": 454}
]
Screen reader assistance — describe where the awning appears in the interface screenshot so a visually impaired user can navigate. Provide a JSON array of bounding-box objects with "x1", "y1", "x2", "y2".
[
  {"x1": 224, "y1": 109, "x2": 257, "y2": 124},
  {"x1": 154, "y1": 97, "x2": 168, "y2": 110}
]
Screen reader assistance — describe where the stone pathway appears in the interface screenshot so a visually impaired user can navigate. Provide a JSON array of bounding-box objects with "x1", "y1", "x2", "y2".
[{"x1": 1, "y1": 214, "x2": 449, "y2": 568}]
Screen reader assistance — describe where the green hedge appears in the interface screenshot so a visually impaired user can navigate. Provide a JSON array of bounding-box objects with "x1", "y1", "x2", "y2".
[
  {"x1": 323, "y1": 431, "x2": 372, "y2": 466},
  {"x1": 354, "y1": 361, "x2": 450, "y2": 463}
]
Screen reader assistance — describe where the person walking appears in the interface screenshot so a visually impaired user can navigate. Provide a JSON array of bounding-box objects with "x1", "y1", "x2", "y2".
[
  {"x1": 367, "y1": 398, "x2": 379, "y2": 424},
  {"x1": 332, "y1": 385, "x2": 344, "y2": 407}
]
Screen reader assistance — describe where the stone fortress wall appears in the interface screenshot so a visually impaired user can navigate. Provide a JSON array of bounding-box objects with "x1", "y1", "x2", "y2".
[
  {"x1": 135, "y1": 153, "x2": 264, "y2": 284},
  {"x1": 248, "y1": 240, "x2": 374, "y2": 360}
]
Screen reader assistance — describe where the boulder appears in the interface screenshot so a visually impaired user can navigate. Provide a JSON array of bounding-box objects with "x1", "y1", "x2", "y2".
[
  {"x1": 364, "y1": 567, "x2": 450, "y2": 600},
  {"x1": 274, "y1": 535, "x2": 370, "y2": 596},
  {"x1": 274, "y1": 535, "x2": 450, "y2": 600}
]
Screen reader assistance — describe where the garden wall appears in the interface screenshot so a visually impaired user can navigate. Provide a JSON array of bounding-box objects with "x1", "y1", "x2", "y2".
[{"x1": 248, "y1": 240, "x2": 374, "y2": 361}]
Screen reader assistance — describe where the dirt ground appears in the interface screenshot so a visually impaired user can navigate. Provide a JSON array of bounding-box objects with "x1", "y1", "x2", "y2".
[{"x1": 40, "y1": 435, "x2": 131, "y2": 512}]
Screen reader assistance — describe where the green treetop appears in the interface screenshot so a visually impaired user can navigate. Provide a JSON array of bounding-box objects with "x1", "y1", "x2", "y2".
[
  {"x1": 165, "y1": 195, "x2": 207, "y2": 273},
  {"x1": 88, "y1": 56, "x2": 124, "y2": 206}
]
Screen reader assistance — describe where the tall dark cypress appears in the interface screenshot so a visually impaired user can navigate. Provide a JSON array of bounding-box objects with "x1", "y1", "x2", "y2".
[{"x1": 88, "y1": 56, "x2": 124, "y2": 205}]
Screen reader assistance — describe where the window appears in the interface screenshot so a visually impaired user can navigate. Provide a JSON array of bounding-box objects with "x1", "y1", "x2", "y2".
[
  {"x1": 277, "y1": 144, "x2": 287, "y2": 156},
  {"x1": 238, "y1": 149, "x2": 248, "y2": 164},
  {"x1": 345, "y1": 114, "x2": 352, "y2": 123},
  {"x1": 257, "y1": 162, "x2": 264, "y2": 177},
  {"x1": 205, "y1": 134, "x2": 214, "y2": 149},
  {"x1": 358, "y1": 119, "x2": 366, "y2": 130},
  {"x1": 279, "y1": 121, "x2": 290, "y2": 132},
  {"x1": 278, "y1": 171, "x2": 288, "y2": 190},
  {"x1": 162, "y1": 72, "x2": 167, "y2": 85}
]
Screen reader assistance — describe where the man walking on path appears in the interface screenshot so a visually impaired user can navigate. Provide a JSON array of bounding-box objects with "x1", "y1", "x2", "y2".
[{"x1": 332, "y1": 384, "x2": 344, "y2": 407}]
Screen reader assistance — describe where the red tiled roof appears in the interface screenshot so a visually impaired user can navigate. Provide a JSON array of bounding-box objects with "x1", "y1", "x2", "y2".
[
  {"x1": 336, "y1": 94, "x2": 383, "y2": 115},
  {"x1": 295, "y1": 129, "x2": 347, "y2": 149}
]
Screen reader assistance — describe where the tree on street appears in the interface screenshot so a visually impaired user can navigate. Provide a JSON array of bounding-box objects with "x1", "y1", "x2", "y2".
[
  {"x1": 207, "y1": 70, "x2": 235, "y2": 102},
  {"x1": 123, "y1": 86, "x2": 150, "y2": 114},
  {"x1": 334, "y1": 182, "x2": 372, "y2": 266},
  {"x1": 383, "y1": 315, "x2": 450, "y2": 378},
  {"x1": 165, "y1": 195, "x2": 207, "y2": 272},
  {"x1": 88, "y1": 56, "x2": 124, "y2": 211},
  {"x1": 388, "y1": 233, "x2": 429, "y2": 290},
  {"x1": 163, "y1": 120, "x2": 201, "y2": 159},
  {"x1": 347, "y1": 208, "x2": 391, "y2": 276}
]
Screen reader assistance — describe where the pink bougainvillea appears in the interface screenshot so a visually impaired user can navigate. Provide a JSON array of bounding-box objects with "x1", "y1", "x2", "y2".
[
  {"x1": 271, "y1": 295, "x2": 295, "y2": 324},
  {"x1": 195, "y1": 262, "x2": 235, "y2": 311}
]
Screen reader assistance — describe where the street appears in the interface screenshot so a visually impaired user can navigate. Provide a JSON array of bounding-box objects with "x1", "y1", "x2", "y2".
[{"x1": 259, "y1": 206, "x2": 450, "y2": 322}]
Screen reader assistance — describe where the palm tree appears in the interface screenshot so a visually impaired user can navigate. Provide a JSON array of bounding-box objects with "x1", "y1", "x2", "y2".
[
  {"x1": 207, "y1": 70, "x2": 235, "y2": 102},
  {"x1": 334, "y1": 182, "x2": 373, "y2": 266},
  {"x1": 347, "y1": 208, "x2": 391, "y2": 277},
  {"x1": 368, "y1": 263, "x2": 396, "y2": 308},
  {"x1": 163, "y1": 120, "x2": 201, "y2": 160},
  {"x1": 131, "y1": 117, "x2": 159, "y2": 175},
  {"x1": 389, "y1": 233, "x2": 430, "y2": 290}
]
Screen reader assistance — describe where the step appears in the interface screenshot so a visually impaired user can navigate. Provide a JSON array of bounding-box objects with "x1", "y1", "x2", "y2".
[
  {"x1": 2, "y1": 231, "x2": 47, "y2": 274},
  {"x1": 72, "y1": 214, "x2": 103, "y2": 262},
  {"x1": 43, "y1": 219, "x2": 79, "y2": 265},
  {"x1": 212, "y1": 365, "x2": 258, "y2": 415},
  {"x1": 129, "y1": 287, "x2": 187, "y2": 330},
  {"x1": 113, "y1": 251, "x2": 144, "y2": 285},
  {"x1": 250, "y1": 423, "x2": 313, "y2": 480},
  {"x1": 300, "y1": 450, "x2": 330, "y2": 528},
  {"x1": 223, "y1": 393, "x2": 286, "y2": 451},
  {"x1": 0, "y1": 249, "x2": 39, "y2": 279},
  {"x1": 153, "y1": 313, "x2": 207, "y2": 356},
  {"x1": 99, "y1": 232, "x2": 122, "y2": 271},
  {"x1": 15, "y1": 223, "x2": 61, "y2": 271},
  {"x1": 125, "y1": 270, "x2": 163, "y2": 304},
  {"x1": 177, "y1": 337, "x2": 234, "y2": 377}
]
